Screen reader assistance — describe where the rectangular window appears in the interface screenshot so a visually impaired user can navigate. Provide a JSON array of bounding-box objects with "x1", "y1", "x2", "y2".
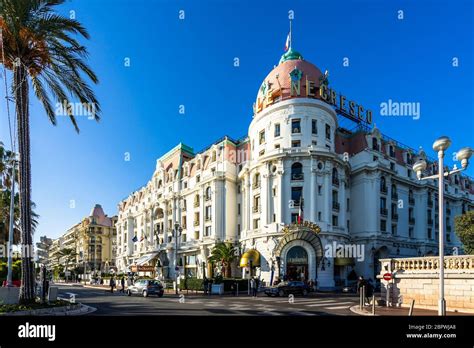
[
  {"x1": 253, "y1": 218, "x2": 260, "y2": 229},
  {"x1": 275, "y1": 144, "x2": 281, "y2": 149},
  {"x1": 272, "y1": 214, "x2": 276, "y2": 222},
  {"x1": 272, "y1": 188, "x2": 276, "y2": 196},
  {"x1": 205, "y1": 226, "x2": 211, "y2": 237},
  {"x1": 312, "y1": 119, "x2": 317, "y2": 134},
  {"x1": 391, "y1": 224, "x2": 397, "y2": 235},
  {"x1": 291, "y1": 119, "x2": 301, "y2": 134},
  {"x1": 291, "y1": 213, "x2": 299, "y2": 223},
  {"x1": 238, "y1": 204, "x2": 241, "y2": 215},
  {"x1": 291, "y1": 186, "x2": 303, "y2": 203},
  {"x1": 332, "y1": 215, "x2": 338, "y2": 226},
  {"x1": 196, "y1": 175, "x2": 200, "y2": 183},
  {"x1": 292, "y1": 140, "x2": 301, "y2": 148},
  {"x1": 325, "y1": 124, "x2": 331, "y2": 140},
  {"x1": 259, "y1": 130, "x2": 265, "y2": 144},
  {"x1": 318, "y1": 185, "x2": 322, "y2": 195},
  {"x1": 205, "y1": 206, "x2": 212, "y2": 220},
  {"x1": 381, "y1": 220, "x2": 387, "y2": 232},
  {"x1": 312, "y1": 141, "x2": 317, "y2": 146},
  {"x1": 274, "y1": 123, "x2": 281, "y2": 137},
  {"x1": 428, "y1": 228, "x2": 432, "y2": 239},
  {"x1": 409, "y1": 227, "x2": 414, "y2": 238},
  {"x1": 259, "y1": 150, "x2": 265, "y2": 156}
]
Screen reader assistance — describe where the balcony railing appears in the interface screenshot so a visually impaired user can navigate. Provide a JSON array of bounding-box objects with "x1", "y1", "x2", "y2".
[
  {"x1": 380, "y1": 186, "x2": 388, "y2": 194},
  {"x1": 389, "y1": 256, "x2": 474, "y2": 272},
  {"x1": 194, "y1": 201, "x2": 200, "y2": 207},
  {"x1": 409, "y1": 197, "x2": 415, "y2": 205},
  {"x1": 332, "y1": 178, "x2": 340, "y2": 187},
  {"x1": 409, "y1": 217, "x2": 416, "y2": 225},
  {"x1": 252, "y1": 205, "x2": 261, "y2": 213},
  {"x1": 205, "y1": 216, "x2": 212, "y2": 222},
  {"x1": 427, "y1": 218, "x2": 433, "y2": 225},
  {"x1": 291, "y1": 173, "x2": 304, "y2": 181},
  {"x1": 252, "y1": 181, "x2": 261, "y2": 189},
  {"x1": 194, "y1": 220, "x2": 200, "y2": 226},
  {"x1": 392, "y1": 213, "x2": 399, "y2": 220},
  {"x1": 380, "y1": 208, "x2": 388, "y2": 216},
  {"x1": 391, "y1": 192, "x2": 398, "y2": 200},
  {"x1": 428, "y1": 200, "x2": 433, "y2": 207},
  {"x1": 332, "y1": 202, "x2": 340, "y2": 212}
]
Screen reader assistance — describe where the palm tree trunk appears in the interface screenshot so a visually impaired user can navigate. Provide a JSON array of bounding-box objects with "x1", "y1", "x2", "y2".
[{"x1": 15, "y1": 65, "x2": 35, "y2": 304}]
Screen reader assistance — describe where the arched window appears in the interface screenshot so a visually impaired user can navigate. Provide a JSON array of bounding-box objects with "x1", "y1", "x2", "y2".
[
  {"x1": 372, "y1": 137, "x2": 379, "y2": 151},
  {"x1": 380, "y1": 176, "x2": 387, "y2": 193},
  {"x1": 291, "y1": 162, "x2": 303, "y2": 180},
  {"x1": 332, "y1": 168, "x2": 339, "y2": 186},
  {"x1": 205, "y1": 187, "x2": 212, "y2": 201}
]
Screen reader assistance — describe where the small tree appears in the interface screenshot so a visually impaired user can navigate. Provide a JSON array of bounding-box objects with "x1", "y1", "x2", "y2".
[
  {"x1": 58, "y1": 248, "x2": 77, "y2": 282},
  {"x1": 454, "y1": 211, "x2": 474, "y2": 254},
  {"x1": 208, "y1": 242, "x2": 238, "y2": 278}
]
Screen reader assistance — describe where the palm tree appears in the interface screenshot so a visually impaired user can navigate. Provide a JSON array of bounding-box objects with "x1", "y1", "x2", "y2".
[
  {"x1": 58, "y1": 247, "x2": 77, "y2": 283},
  {"x1": 0, "y1": 142, "x2": 39, "y2": 248},
  {"x1": 208, "y1": 242, "x2": 238, "y2": 278},
  {"x1": 0, "y1": 0, "x2": 100, "y2": 304}
]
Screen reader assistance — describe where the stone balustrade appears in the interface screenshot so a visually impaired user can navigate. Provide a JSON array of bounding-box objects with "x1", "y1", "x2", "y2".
[{"x1": 387, "y1": 256, "x2": 474, "y2": 272}]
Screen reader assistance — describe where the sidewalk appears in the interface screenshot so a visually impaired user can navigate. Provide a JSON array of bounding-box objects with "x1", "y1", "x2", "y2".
[{"x1": 350, "y1": 304, "x2": 468, "y2": 316}]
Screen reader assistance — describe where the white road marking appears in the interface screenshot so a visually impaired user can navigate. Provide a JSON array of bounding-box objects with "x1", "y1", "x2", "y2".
[{"x1": 322, "y1": 303, "x2": 354, "y2": 310}]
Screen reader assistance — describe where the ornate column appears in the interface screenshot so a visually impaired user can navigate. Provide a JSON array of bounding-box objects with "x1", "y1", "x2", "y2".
[{"x1": 310, "y1": 157, "x2": 317, "y2": 223}]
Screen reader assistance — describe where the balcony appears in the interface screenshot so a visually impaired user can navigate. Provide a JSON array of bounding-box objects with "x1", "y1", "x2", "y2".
[
  {"x1": 252, "y1": 181, "x2": 261, "y2": 189},
  {"x1": 194, "y1": 231, "x2": 200, "y2": 240},
  {"x1": 332, "y1": 202, "x2": 340, "y2": 212},
  {"x1": 380, "y1": 186, "x2": 387, "y2": 195},
  {"x1": 194, "y1": 201, "x2": 200, "y2": 208},
  {"x1": 427, "y1": 218, "x2": 433, "y2": 225},
  {"x1": 380, "y1": 208, "x2": 388, "y2": 216},
  {"x1": 205, "y1": 216, "x2": 212, "y2": 222},
  {"x1": 409, "y1": 197, "x2": 415, "y2": 205},
  {"x1": 428, "y1": 200, "x2": 433, "y2": 208},
  {"x1": 447, "y1": 208, "x2": 451, "y2": 215},
  {"x1": 332, "y1": 177, "x2": 340, "y2": 187},
  {"x1": 391, "y1": 192, "x2": 398, "y2": 200},
  {"x1": 252, "y1": 205, "x2": 261, "y2": 213},
  {"x1": 205, "y1": 196, "x2": 211, "y2": 201},
  {"x1": 409, "y1": 217, "x2": 416, "y2": 225},
  {"x1": 392, "y1": 213, "x2": 399, "y2": 220},
  {"x1": 291, "y1": 173, "x2": 304, "y2": 181},
  {"x1": 194, "y1": 220, "x2": 200, "y2": 226}
]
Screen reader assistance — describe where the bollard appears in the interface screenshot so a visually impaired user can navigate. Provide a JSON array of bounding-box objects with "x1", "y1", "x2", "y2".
[
  {"x1": 386, "y1": 283, "x2": 390, "y2": 307},
  {"x1": 236, "y1": 283, "x2": 239, "y2": 296},
  {"x1": 362, "y1": 286, "x2": 366, "y2": 307},
  {"x1": 359, "y1": 287, "x2": 363, "y2": 310},
  {"x1": 408, "y1": 299, "x2": 415, "y2": 316},
  {"x1": 372, "y1": 295, "x2": 375, "y2": 315}
]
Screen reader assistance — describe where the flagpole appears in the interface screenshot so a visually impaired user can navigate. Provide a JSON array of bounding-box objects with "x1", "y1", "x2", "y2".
[{"x1": 289, "y1": 19, "x2": 292, "y2": 49}]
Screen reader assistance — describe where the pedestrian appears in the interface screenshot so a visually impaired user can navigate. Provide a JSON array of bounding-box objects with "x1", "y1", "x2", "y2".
[
  {"x1": 203, "y1": 277, "x2": 208, "y2": 295},
  {"x1": 250, "y1": 277, "x2": 257, "y2": 297},
  {"x1": 110, "y1": 277, "x2": 115, "y2": 293},
  {"x1": 120, "y1": 276, "x2": 125, "y2": 293},
  {"x1": 308, "y1": 279, "x2": 315, "y2": 292}
]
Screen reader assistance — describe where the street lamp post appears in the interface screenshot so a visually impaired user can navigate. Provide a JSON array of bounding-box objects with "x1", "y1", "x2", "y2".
[
  {"x1": 413, "y1": 137, "x2": 472, "y2": 316},
  {"x1": 174, "y1": 223, "x2": 182, "y2": 295}
]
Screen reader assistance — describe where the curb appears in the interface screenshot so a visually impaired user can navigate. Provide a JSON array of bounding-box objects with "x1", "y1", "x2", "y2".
[{"x1": 349, "y1": 305, "x2": 379, "y2": 316}]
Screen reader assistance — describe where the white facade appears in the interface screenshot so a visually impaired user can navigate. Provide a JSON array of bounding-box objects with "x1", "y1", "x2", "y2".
[{"x1": 115, "y1": 49, "x2": 474, "y2": 290}]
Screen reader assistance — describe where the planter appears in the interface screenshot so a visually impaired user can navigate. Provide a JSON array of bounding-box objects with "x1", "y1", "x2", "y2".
[{"x1": 211, "y1": 284, "x2": 224, "y2": 295}]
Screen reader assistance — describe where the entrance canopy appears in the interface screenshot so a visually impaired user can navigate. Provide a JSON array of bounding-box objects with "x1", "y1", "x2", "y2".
[
  {"x1": 135, "y1": 252, "x2": 159, "y2": 266},
  {"x1": 240, "y1": 249, "x2": 261, "y2": 267}
]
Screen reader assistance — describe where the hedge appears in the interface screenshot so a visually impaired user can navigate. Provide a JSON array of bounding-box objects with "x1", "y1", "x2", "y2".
[{"x1": 180, "y1": 278, "x2": 204, "y2": 291}]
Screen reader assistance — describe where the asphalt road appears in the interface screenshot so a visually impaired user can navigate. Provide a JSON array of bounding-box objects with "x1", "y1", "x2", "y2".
[{"x1": 57, "y1": 285, "x2": 359, "y2": 316}]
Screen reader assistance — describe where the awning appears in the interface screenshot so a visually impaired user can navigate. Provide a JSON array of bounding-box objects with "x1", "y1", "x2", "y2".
[
  {"x1": 334, "y1": 257, "x2": 355, "y2": 266},
  {"x1": 135, "y1": 252, "x2": 159, "y2": 266},
  {"x1": 239, "y1": 249, "x2": 261, "y2": 267}
]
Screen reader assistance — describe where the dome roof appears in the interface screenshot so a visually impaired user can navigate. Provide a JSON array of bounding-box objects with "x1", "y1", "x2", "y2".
[
  {"x1": 255, "y1": 49, "x2": 324, "y2": 114},
  {"x1": 90, "y1": 204, "x2": 106, "y2": 218}
]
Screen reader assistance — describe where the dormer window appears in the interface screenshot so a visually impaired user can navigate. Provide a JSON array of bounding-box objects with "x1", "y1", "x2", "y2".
[
  {"x1": 372, "y1": 137, "x2": 379, "y2": 151},
  {"x1": 389, "y1": 145, "x2": 395, "y2": 158}
]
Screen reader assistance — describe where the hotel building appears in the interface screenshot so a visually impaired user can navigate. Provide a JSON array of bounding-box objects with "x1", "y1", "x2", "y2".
[
  {"x1": 115, "y1": 46, "x2": 473, "y2": 289},
  {"x1": 48, "y1": 204, "x2": 117, "y2": 275}
]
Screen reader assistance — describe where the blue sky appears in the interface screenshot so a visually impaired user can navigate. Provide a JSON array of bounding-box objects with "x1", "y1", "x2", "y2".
[{"x1": 0, "y1": 0, "x2": 472, "y2": 243}]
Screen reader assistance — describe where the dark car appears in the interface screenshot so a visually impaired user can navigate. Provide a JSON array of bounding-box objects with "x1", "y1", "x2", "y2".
[
  {"x1": 127, "y1": 279, "x2": 164, "y2": 298},
  {"x1": 264, "y1": 281, "x2": 311, "y2": 297}
]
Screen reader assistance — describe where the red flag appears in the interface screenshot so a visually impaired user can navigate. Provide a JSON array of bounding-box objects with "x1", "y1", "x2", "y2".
[{"x1": 284, "y1": 32, "x2": 290, "y2": 52}]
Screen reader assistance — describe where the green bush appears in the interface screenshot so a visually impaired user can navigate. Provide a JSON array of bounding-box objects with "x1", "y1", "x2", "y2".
[{"x1": 180, "y1": 278, "x2": 204, "y2": 291}]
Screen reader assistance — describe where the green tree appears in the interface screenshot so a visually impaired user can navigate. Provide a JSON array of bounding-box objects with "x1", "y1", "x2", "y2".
[
  {"x1": 58, "y1": 248, "x2": 77, "y2": 282},
  {"x1": 208, "y1": 242, "x2": 238, "y2": 278},
  {"x1": 0, "y1": 0, "x2": 100, "y2": 304},
  {"x1": 454, "y1": 211, "x2": 474, "y2": 254}
]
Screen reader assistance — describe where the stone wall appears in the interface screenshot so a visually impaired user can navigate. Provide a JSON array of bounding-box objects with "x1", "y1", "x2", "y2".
[{"x1": 379, "y1": 255, "x2": 474, "y2": 313}]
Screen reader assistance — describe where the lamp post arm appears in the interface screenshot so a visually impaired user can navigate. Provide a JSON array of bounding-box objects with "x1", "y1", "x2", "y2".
[{"x1": 419, "y1": 167, "x2": 465, "y2": 181}]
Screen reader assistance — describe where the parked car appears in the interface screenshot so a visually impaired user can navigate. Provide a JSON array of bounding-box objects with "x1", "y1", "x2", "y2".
[
  {"x1": 264, "y1": 281, "x2": 311, "y2": 297},
  {"x1": 127, "y1": 279, "x2": 164, "y2": 298}
]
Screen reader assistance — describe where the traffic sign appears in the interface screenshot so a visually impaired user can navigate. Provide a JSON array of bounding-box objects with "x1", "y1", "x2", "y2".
[{"x1": 383, "y1": 273, "x2": 392, "y2": 281}]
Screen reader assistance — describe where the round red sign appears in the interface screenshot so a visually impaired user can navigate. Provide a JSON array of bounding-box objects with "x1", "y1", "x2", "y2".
[{"x1": 383, "y1": 273, "x2": 392, "y2": 281}]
